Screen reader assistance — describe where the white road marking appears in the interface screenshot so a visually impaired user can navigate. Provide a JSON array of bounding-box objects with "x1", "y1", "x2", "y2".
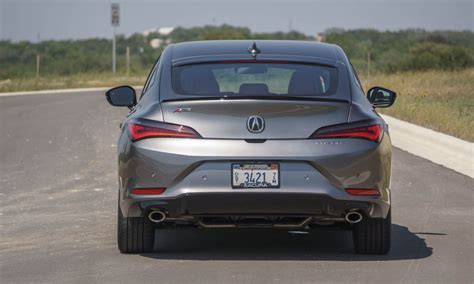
[{"x1": 0, "y1": 86, "x2": 142, "y2": 97}]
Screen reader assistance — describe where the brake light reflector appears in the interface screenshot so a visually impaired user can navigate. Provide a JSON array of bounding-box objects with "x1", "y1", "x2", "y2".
[
  {"x1": 127, "y1": 118, "x2": 201, "y2": 141},
  {"x1": 345, "y1": 188, "x2": 380, "y2": 196},
  {"x1": 130, "y1": 188, "x2": 166, "y2": 195},
  {"x1": 311, "y1": 123, "x2": 382, "y2": 142}
]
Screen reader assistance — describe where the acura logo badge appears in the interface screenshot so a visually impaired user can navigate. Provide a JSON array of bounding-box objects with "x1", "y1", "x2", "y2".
[{"x1": 247, "y1": 116, "x2": 265, "y2": 133}]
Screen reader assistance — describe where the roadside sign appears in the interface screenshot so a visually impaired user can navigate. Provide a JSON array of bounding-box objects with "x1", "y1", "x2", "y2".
[{"x1": 111, "y1": 3, "x2": 120, "y2": 27}]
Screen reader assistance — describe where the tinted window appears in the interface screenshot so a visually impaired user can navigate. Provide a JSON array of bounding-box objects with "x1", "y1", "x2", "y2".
[{"x1": 172, "y1": 62, "x2": 338, "y2": 97}]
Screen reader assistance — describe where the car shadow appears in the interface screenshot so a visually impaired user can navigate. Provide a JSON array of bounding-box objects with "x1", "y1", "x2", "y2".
[{"x1": 140, "y1": 224, "x2": 434, "y2": 261}]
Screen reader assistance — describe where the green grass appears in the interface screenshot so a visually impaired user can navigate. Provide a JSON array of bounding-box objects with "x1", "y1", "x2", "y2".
[
  {"x1": 1, "y1": 69, "x2": 472, "y2": 141},
  {"x1": 362, "y1": 69, "x2": 474, "y2": 142}
]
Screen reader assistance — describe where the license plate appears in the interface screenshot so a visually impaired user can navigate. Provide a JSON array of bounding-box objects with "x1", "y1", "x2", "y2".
[{"x1": 232, "y1": 163, "x2": 280, "y2": 188}]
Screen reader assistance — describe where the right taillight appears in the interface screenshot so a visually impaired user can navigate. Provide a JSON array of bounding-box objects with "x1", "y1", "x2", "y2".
[
  {"x1": 345, "y1": 188, "x2": 380, "y2": 196},
  {"x1": 310, "y1": 122, "x2": 383, "y2": 142},
  {"x1": 127, "y1": 118, "x2": 201, "y2": 142}
]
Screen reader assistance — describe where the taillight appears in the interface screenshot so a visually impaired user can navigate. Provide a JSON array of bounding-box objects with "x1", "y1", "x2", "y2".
[
  {"x1": 345, "y1": 188, "x2": 380, "y2": 196},
  {"x1": 127, "y1": 118, "x2": 201, "y2": 141},
  {"x1": 130, "y1": 188, "x2": 166, "y2": 195},
  {"x1": 311, "y1": 122, "x2": 383, "y2": 142}
]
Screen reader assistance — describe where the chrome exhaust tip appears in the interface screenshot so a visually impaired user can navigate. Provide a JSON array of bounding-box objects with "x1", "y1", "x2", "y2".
[
  {"x1": 148, "y1": 210, "x2": 166, "y2": 223},
  {"x1": 345, "y1": 211, "x2": 363, "y2": 224}
]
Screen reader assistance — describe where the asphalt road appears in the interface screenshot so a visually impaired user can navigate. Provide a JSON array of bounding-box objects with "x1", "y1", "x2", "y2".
[{"x1": 1, "y1": 91, "x2": 473, "y2": 283}]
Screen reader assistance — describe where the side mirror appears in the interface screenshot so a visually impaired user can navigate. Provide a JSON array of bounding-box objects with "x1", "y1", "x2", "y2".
[
  {"x1": 105, "y1": 86, "x2": 137, "y2": 108},
  {"x1": 367, "y1": 86, "x2": 396, "y2": 108}
]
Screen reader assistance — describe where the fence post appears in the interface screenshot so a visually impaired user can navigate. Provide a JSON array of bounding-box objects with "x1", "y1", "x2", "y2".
[
  {"x1": 36, "y1": 54, "x2": 40, "y2": 80},
  {"x1": 126, "y1": 46, "x2": 130, "y2": 77},
  {"x1": 367, "y1": 51, "x2": 371, "y2": 78}
]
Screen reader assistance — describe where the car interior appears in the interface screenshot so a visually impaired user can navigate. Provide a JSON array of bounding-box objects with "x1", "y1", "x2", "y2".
[{"x1": 177, "y1": 65, "x2": 329, "y2": 96}]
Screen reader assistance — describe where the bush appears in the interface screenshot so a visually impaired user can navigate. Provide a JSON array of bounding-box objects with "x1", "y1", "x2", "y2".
[
  {"x1": 1, "y1": 26, "x2": 473, "y2": 79},
  {"x1": 400, "y1": 42, "x2": 473, "y2": 71}
]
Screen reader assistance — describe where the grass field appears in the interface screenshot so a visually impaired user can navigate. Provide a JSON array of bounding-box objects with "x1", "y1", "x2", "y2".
[
  {"x1": 362, "y1": 69, "x2": 473, "y2": 142},
  {"x1": 1, "y1": 69, "x2": 472, "y2": 141}
]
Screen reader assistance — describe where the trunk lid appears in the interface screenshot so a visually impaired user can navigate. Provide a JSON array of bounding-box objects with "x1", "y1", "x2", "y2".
[{"x1": 161, "y1": 99, "x2": 350, "y2": 139}]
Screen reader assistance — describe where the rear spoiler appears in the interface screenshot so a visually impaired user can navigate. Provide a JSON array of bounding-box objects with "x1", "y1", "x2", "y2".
[
  {"x1": 172, "y1": 54, "x2": 339, "y2": 67},
  {"x1": 161, "y1": 95, "x2": 350, "y2": 104}
]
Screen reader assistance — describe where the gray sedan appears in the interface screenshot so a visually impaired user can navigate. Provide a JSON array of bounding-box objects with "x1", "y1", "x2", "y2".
[{"x1": 106, "y1": 40, "x2": 397, "y2": 254}]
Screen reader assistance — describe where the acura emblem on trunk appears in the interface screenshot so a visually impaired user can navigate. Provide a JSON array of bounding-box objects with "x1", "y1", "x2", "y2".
[{"x1": 247, "y1": 116, "x2": 265, "y2": 133}]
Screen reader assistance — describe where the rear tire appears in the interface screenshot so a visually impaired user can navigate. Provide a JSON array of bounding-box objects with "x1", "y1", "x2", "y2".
[
  {"x1": 117, "y1": 204, "x2": 155, "y2": 254},
  {"x1": 352, "y1": 210, "x2": 391, "y2": 254}
]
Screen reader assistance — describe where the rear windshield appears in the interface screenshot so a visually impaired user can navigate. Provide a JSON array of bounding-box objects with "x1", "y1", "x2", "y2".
[{"x1": 172, "y1": 62, "x2": 338, "y2": 97}]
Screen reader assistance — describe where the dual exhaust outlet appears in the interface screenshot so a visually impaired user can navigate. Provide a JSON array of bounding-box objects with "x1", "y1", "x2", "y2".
[
  {"x1": 344, "y1": 211, "x2": 363, "y2": 224},
  {"x1": 148, "y1": 210, "x2": 166, "y2": 223},
  {"x1": 148, "y1": 210, "x2": 363, "y2": 224}
]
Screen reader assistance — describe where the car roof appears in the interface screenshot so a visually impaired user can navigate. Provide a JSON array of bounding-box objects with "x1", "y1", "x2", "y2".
[{"x1": 171, "y1": 40, "x2": 340, "y2": 62}]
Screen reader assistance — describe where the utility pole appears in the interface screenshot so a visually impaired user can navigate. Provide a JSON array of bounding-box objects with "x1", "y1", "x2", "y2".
[
  {"x1": 111, "y1": 3, "x2": 120, "y2": 74},
  {"x1": 126, "y1": 46, "x2": 130, "y2": 77},
  {"x1": 112, "y1": 27, "x2": 116, "y2": 74}
]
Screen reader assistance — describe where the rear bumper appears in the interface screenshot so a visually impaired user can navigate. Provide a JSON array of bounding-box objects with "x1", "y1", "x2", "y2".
[
  {"x1": 128, "y1": 192, "x2": 379, "y2": 218},
  {"x1": 118, "y1": 136, "x2": 392, "y2": 219}
]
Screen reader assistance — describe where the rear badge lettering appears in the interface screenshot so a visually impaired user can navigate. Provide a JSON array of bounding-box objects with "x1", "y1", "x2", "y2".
[
  {"x1": 314, "y1": 141, "x2": 342, "y2": 145},
  {"x1": 174, "y1": 107, "x2": 192, "y2": 113}
]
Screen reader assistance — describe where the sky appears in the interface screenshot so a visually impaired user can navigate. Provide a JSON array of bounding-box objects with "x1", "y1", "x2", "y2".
[{"x1": 1, "y1": 0, "x2": 473, "y2": 42}]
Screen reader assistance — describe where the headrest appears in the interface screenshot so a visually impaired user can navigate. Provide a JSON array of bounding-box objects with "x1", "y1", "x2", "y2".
[
  {"x1": 288, "y1": 71, "x2": 324, "y2": 95},
  {"x1": 180, "y1": 68, "x2": 219, "y2": 95},
  {"x1": 239, "y1": 83, "x2": 269, "y2": 95}
]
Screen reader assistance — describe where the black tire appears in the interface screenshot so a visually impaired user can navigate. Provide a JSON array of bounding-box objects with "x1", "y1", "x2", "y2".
[
  {"x1": 353, "y1": 210, "x2": 391, "y2": 254},
  {"x1": 117, "y1": 205, "x2": 155, "y2": 254}
]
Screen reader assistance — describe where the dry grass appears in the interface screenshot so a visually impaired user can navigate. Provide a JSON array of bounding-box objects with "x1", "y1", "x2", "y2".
[
  {"x1": 1, "y1": 69, "x2": 472, "y2": 141},
  {"x1": 0, "y1": 72, "x2": 147, "y2": 93},
  {"x1": 362, "y1": 69, "x2": 474, "y2": 142}
]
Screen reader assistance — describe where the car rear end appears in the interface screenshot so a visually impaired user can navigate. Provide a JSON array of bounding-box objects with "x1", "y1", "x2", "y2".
[{"x1": 115, "y1": 41, "x2": 392, "y2": 254}]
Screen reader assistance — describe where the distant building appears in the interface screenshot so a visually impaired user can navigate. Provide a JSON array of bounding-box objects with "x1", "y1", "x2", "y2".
[
  {"x1": 315, "y1": 32, "x2": 325, "y2": 42},
  {"x1": 143, "y1": 27, "x2": 175, "y2": 49},
  {"x1": 150, "y1": 38, "x2": 164, "y2": 49},
  {"x1": 142, "y1": 26, "x2": 175, "y2": 37}
]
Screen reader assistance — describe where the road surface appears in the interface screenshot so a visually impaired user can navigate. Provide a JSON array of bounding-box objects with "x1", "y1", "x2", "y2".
[{"x1": 1, "y1": 91, "x2": 473, "y2": 283}]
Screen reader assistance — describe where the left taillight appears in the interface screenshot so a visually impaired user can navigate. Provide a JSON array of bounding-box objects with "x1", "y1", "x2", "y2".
[
  {"x1": 310, "y1": 121, "x2": 383, "y2": 142},
  {"x1": 127, "y1": 118, "x2": 201, "y2": 142},
  {"x1": 130, "y1": 188, "x2": 166, "y2": 195}
]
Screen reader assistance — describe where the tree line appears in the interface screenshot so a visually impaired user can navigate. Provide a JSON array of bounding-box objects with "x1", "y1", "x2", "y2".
[{"x1": 0, "y1": 24, "x2": 473, "y2": 79}]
